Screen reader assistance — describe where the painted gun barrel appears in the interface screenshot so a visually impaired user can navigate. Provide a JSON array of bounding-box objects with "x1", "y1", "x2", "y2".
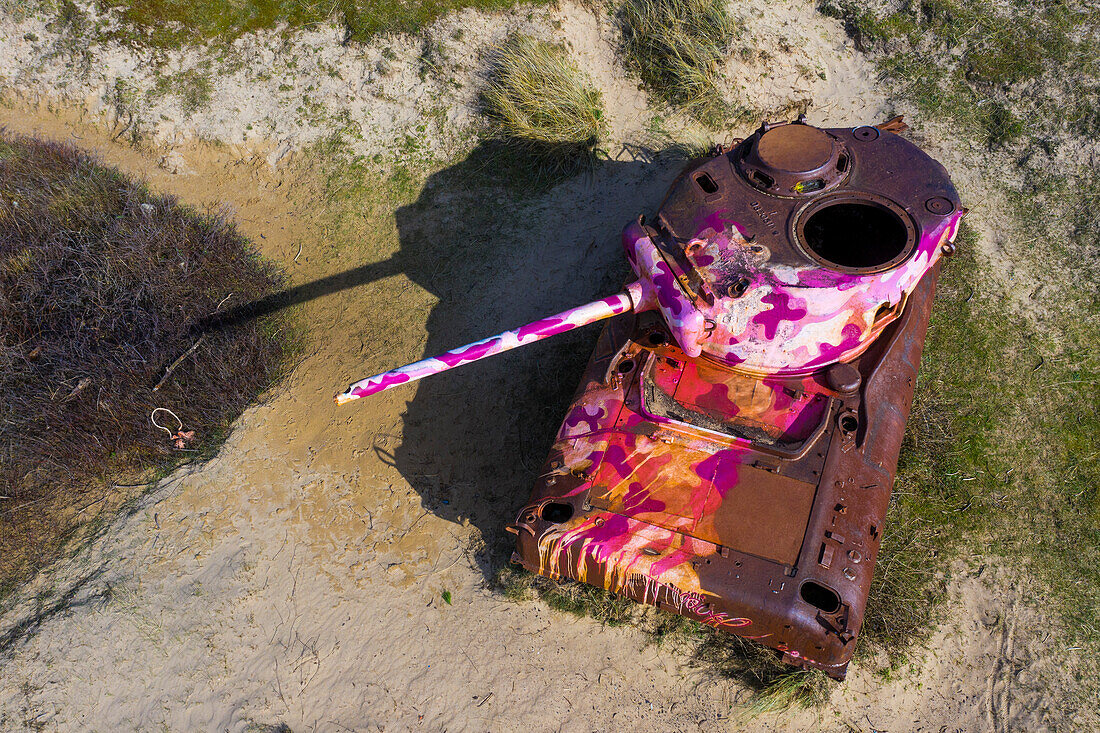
[{"x1": 335, "y1": 285, "x2": 645, "y2": 404}]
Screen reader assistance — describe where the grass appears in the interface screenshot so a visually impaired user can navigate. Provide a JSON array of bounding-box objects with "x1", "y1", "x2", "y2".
[
  {"x1": 619, "y1": 0, "x2": 741, "y2": 125},
  {"x1": 22, "y1": 0, "x2": 551, "y2": 49},
  {"x1": 818, "y1": 0, "x2": 1098, "y2": 149},
  {"x1": 153, "y1": 67, "x2": 214, "y2": 117},
  {"x1": 479, "y1": 36, "x2": 607, "y2": 179},
  {"x1": 861, "y1": 227, "x2": 996, "y2": 661},
  {"x1": 499, "y1": 566, "x2": 636, "y2": 626},
  {"x1": 818, "y1": 2, "x2": 1100, "y2": 688},
  {"x1": 0, "y1": 133, "x2": 293, "y2": 601}
]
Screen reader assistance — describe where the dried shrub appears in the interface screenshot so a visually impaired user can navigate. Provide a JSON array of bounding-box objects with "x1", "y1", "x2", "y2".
[{"x1": 0, "y1": 132, "x2": 291, "y2": 591}]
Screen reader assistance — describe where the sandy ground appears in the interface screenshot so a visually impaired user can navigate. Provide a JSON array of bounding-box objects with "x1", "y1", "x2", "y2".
[
  {"x1": 0, "y1": 1, "x2": 1091, "y2": 731},
  {"x1": 0, "y1": 0, "x2": 887, "y2": 159}
]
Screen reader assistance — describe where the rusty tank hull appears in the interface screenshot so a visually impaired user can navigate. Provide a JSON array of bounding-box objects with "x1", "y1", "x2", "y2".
[{"x1": 510, "y1": 120, "x2": 963, "y2": 679}]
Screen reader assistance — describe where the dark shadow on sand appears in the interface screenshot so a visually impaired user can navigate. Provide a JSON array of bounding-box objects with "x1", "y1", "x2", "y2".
[
  {"x1": 194, "y1": 142, "x2": 689, "y2": 579},
  {"x1": 383, "y1": 144, "x2": 685, "y2": 578}
]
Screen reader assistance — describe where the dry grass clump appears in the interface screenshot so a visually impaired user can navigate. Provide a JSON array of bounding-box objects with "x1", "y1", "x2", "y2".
[
  {"x1": 0, "y1": 133, "x2": 291, "y2": 595},
  {"x1": 480, "y1": 36, "x2": 607, "y2": 177},
  {"x1": 619, "y1": 0, "x2": 740, "y2": 125}
]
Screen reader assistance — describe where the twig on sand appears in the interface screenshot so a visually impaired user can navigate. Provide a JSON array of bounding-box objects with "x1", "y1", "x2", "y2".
[
  {"x1": 462, "y1": 647, "x2": 480, "y2": 673},
  {"x1": 402, "y1": 510, "x2": 430, "y2": 535},
  {"x1": 153, "y1": 335, "x2": 206, "y2": 391}
]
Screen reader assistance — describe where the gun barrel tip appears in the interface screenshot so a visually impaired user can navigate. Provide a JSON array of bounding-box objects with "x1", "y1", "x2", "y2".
[{"x1": 334, "y1": 391, "x2": 356, "y2": 406}]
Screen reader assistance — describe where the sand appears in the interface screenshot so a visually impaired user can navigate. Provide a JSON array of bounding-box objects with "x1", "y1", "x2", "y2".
[{"x1": 0, "y1": 1, "x2": 1090, "y2": 731}]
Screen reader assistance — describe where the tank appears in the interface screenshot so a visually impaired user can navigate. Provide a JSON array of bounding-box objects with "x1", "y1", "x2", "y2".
[{"x1": 338, "y1": 117, "x2": 965, "y2": 679}]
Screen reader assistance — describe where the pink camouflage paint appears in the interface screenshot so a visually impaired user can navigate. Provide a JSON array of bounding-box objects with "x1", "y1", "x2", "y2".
[
  {"x1": 336, "y1": 291, "x2": 637, "y2": 403},
  {"x1": 621, "y1": 209, "x2": 964, "y2": 375}
]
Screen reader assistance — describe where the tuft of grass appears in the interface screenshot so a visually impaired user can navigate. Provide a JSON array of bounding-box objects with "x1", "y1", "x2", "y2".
[
  {"x1": 480, "y1": 36, "x2": 608, "y2": 179},
  {"x1": 691, "y1": 627, "x2": 832, "y2": 708},
  {"x1": 497, "y1": 566, "x2": 635, "y2": 626},
  {"x1": 619, "y1": 0, "x2": 741, "y2": 125},
  {"x1": 0, "y1": 133, "x2": 293, "y2": 597},
  {"x1": 735, "y1": 669, "x2": 831, "y2": 719},
  {"x1": 154, "y1": 67, "x2": 214, "y2": 117}
]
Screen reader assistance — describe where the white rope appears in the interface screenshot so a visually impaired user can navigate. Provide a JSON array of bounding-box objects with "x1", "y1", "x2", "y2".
[{"x1": 150, "y1": 407, "x2": 183, "y2": 438}]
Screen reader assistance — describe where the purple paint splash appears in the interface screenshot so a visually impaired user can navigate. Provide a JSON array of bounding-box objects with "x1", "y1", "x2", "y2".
[{"x1": 752, "y1": 291, "x2": 809, "y2": 340}]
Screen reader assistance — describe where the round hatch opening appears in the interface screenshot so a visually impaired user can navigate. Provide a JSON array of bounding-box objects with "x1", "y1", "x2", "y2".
[{"x1": 794, "y1": 194, "x2": 917, "y2": 273}]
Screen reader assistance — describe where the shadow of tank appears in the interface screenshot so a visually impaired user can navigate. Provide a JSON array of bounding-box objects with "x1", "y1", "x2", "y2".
[{"x1": 381, "y1": 142, "x2": 692, "y2": 579}]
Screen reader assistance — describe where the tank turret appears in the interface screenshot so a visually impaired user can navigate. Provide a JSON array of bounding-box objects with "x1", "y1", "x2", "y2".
[{"x1": 621, "y1": 118, "x2": 963, "y2": 374}]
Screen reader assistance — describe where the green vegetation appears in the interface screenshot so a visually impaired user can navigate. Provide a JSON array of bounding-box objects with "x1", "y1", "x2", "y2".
[
  {"x1": 819, "y1": 0, "x2": 1100, "y2": 679},
  {"x1": 818, "y1": 0, "x2": 1097, "y2": 149},
  {"x1": 480, "y1": 36, "x2": 607, "y2": 178},
  {"x1": 863, "y1": 227, "x2": 1000, "y2": 661},
  {"x1": 619, "y1": 0, "x2": 741, "y2": 125},
  {"x1": 0, "y1": 133, "x2": 292, "y2": 600},
  {"x1": 499, "y1": 566, "x2": 636, "y2": 626},
  {"x1": 153, "y1": 67, "x2": 214, "y2": 116},
  {"x1": 23, "y1": 0, "x2": 550, "y2": 49}
]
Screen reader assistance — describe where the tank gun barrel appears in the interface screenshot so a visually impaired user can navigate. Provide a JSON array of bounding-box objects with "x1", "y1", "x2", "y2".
[
  {"x1": 335, "y1": 286, "x2": 643, "y2": 404},
  {"x1": 335, "y1": 224, "x2": 716, "y2": 405}
]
